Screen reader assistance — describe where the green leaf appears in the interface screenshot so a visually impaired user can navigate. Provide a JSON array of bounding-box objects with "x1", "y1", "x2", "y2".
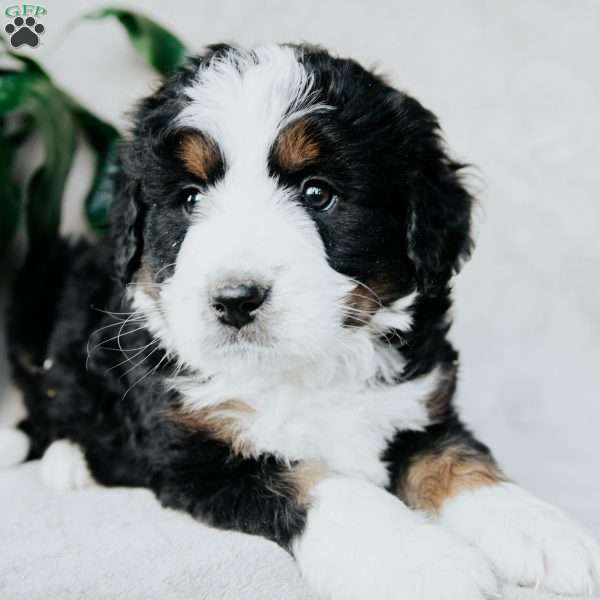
[
  {"x1": 0, "y1": 63, "x2": 77, "y2": 247},
  {"x1": 0, "y1": 71, "x2": 46, "y2": 114},
  {"x1": 1, "y1": 38, "x2": 121, "y2": 241},
  {"x1": 41, "y1": 81, "x2": 121, "y2": 233},
  {"x1": 84, "y1": 139, "x2": 119, "y2": 232},
  {"x1": 6, "y1": 112, "x2": 34, "y2": 146},
  {"x1": 0, "y1": 37, "x2": 71, "y2": 252},
  {"x1": 0, "y1": 35, "x2": 50, "y2": 77},
  {"x1": 82, "y1": 7, "x2": 187, "y2": 75},
  {"x1": 25, "y1": 84, "x2": 78, "y2": 247},
  {"x1": 0, "y1": 118, "x2": 22, "y2": 255},
  {"x1": 66, "y1": 7, "x2": 189, "y2": 230},
  {"x1": 71, "y1": 106, "x2": 120, "y2": 232},
  {"x1": 1, "y1": 7, "x2": 187, "y2": 247}
]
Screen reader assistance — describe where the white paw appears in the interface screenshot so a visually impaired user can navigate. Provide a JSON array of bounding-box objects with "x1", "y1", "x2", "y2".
[
  {"x1": 439, "y1": 482, "x2": 600, "y2": 596},
  {"x1": 41, "y1": 439, "x2": 94, "y2": 491},
  {"x1": 295, "y1": 477, "x2": 498, "y2": 600},
  {"x1": 0, "y1": 428, "x2": 30, "y2": 468}
]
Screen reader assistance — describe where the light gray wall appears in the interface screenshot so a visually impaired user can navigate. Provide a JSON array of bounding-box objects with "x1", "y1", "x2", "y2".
[{"x1": 3, "y1": 0, "x2": 600, "y2": 532}]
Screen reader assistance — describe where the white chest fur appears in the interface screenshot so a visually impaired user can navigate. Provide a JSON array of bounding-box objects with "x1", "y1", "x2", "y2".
[{"x1": 178, "y1": 368, "x2": 439, "y2": 486}]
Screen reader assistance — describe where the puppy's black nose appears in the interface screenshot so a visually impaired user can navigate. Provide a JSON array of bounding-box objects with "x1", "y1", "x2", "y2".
[{"x1": 212, "y1": 284, "x2": 268, "y2": 329}]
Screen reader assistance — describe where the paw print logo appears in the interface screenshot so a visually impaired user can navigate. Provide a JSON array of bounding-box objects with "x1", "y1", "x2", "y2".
[{"x1": 5, "y1": 16, "x2": 45, "y2": 48}]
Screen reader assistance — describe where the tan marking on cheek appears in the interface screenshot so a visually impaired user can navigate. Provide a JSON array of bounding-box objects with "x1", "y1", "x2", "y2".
[
  {"x1": 177, "y1": 133, "x2": 219, "y2": 180},
  {"x1": 343, "y1": 273, "x2": 399, "y2": 327},
  {"x1": 398, "y1": 446, "x2": 506, "y2": 512},
  {"x1": 275, "y1": 119, "x2": 320, "y2": 171},
  {"x1": 169, "y1": 400, "x2": 256, "y2": 458},
  {"x1": 345, "y1": 284, "x2": 380, "y2": 324},
  {"x1": 134, "y1": 259, "x2": 160, "y2": 300}
]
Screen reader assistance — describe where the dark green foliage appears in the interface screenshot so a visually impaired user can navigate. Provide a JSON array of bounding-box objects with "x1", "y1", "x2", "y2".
[{"x1": 0, "y1": 9, "x2": 187, "y2": 254}]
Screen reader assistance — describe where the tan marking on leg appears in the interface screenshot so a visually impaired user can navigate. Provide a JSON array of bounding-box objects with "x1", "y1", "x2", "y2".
[
  {"x1": 398, "y1": 445, "x2": 506, "y2": 512},
  {"x1": 169, "y1": 400, "x2": 256, "y2": 458},
  {"x1": 177, "y1": 133, "x2": 219, "y2": 180},
  {"x1": 285, "y1": 462, "x2": 327, "y2": 505},
  {"x1": 265, "y1": 461, "x2": 327, "y2": 508},
  {"x1": 274, "y1": 119, "x2": 320, "y2": 172}
]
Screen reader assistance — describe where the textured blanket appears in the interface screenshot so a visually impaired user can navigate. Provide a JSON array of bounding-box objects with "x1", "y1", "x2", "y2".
[{"x1": 0, "y1": 463, "x2": 596, "y2": 600}]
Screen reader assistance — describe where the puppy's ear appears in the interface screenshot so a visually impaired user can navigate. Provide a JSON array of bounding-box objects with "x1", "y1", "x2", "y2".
[
  {"x1": 110, "y1": 164, "x2": 145, "y2": 285},
  {"x1": 404, "y1": 109, "x2": 474, "y2": 296}
]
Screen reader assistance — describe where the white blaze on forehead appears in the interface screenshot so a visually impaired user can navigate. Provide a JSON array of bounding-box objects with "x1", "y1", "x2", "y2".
[
  {"x1": 161, "y1": 44, "x2": 355, "y2": 380},
  {"x1": 177, "y1": 44, "x2": 323, "y2": 170}
]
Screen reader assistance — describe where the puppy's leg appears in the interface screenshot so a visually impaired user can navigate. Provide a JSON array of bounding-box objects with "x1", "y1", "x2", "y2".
[
  {"x1": 294, "y1": 477, "x2": 498, "y2": 600},
  {"x1": 392, "y1": 422, "x2": 600, "y2": 595},
  {"x1": 155, "y1": 439, "x2": 497, "y2": 600}
]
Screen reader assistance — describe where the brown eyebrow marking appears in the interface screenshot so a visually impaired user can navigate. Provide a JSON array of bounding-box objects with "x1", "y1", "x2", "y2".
[
  {"x1": 273, "y1": 119, "x2": 320, "y2": 171},
  {"x1": 177, "y1": 132, "x2": 220, "y2": 180}
]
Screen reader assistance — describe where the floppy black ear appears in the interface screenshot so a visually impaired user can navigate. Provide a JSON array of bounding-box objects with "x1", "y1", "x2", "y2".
[
  {"x1": 110, "y1": 164, "x2": 145, "y2": 285},
  {"x1": 405, "y1": 125, "x2": 474, "y2": 297}
]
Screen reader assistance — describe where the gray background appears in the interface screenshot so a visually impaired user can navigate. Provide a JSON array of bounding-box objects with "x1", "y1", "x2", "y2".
[{"x1": 2, "y1": 0, "x2": 599, "y2": 537}]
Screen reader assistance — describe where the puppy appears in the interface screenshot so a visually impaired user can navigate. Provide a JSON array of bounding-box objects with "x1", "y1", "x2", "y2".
[{"x1": 2, "y1": 44, "x2": 599, "y2": 599}]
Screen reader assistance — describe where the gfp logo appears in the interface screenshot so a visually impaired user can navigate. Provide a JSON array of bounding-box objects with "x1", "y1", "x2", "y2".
[{"x1": 4, "y1": 4, "x2": 46, "y2": 48}]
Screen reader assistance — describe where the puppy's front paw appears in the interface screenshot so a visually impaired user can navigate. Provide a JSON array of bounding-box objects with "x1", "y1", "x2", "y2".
[
  {"x1": 41, "y1": 439, "x2": 94, "y2": 491},
  {"x1": 381, "y1": 524, "x2": 497, "y2": 600},
  {"x1": 295, "y1": 477, "x2": 498, "y2": 600},
  {"x1": 439, "y1": 482, "x2": 600, "y2": 595}
]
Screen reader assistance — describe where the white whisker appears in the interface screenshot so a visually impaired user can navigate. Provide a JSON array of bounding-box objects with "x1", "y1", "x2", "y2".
[
  {"x1": 120, "y1": 343, "x2": 162, "y2": 380},
  {"x1": 107, "y1": 339, "x2": 160, "y2": 372},
  {"x1": 121, "y1": 346, "x2": 168, "y2": 399}
]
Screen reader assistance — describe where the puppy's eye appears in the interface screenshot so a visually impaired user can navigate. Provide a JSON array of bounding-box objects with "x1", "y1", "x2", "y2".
[
  {"x1": 179, "y1": 187, "x2": 202, "y2": 214},
  {"x1": 300, "y1": 178, "x2": 338, "y2": 212}
]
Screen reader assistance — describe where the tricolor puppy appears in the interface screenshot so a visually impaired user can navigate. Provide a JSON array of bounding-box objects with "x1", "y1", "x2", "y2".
[{"x1": 3, "y1": 44, "x2": 599, "y2": 599}]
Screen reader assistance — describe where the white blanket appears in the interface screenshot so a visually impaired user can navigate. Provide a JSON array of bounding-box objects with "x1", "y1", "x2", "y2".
[{"x1": 0, "y1": 462, "x2": 596, "y2": 600}]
